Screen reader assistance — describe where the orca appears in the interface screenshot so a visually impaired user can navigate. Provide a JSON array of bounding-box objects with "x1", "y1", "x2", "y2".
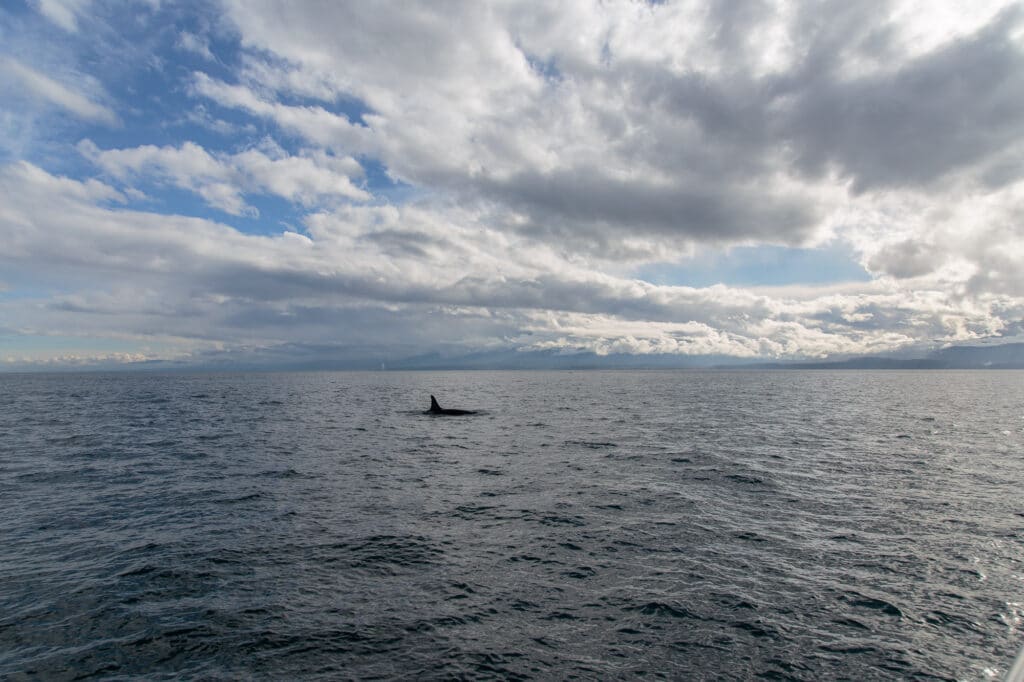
[{"x1": 426, "y1": 395, "x2": 477, "y2": 416}]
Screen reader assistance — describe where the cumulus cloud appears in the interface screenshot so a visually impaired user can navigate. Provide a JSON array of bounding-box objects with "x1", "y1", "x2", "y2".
[
  {"x1": 1, "y1": 161, "x2": 1018, "y2": 365},
  {"x1": 2, "y1": 1, "x2": 1023, "y2": 366},
  {"x1": 173, "y1": 0, "x2": 1018, "y2": 271}
]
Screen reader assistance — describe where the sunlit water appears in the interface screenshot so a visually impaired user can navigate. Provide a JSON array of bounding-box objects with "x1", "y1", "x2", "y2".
[{"x1": 1, "y1": 370, "x2": 1022, "y2": 680}]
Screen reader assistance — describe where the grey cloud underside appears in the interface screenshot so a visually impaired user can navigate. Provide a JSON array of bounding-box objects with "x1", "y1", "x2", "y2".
[
  {"x1": 210, "y1": 1, "x2": 1024, "y2": 254},
  {"x1": 518, "y1": 11, "x2": 1023, "y2": 239},
  {"x1": 782, "y1": 7, "x2": 1024, "y2": 191},
  {"x1": 474, "y1": 169, "x2": 819, "y2": 247},
  {"x1": 867, "y1": 241, "x2": 944, "y2": 280},
  {"x1": 4, "y1": 1, "x2": 1024, "y2": 366}
]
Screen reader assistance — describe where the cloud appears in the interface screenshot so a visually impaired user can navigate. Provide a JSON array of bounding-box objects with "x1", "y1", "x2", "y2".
[
  {"x1": 78, "y1": 139, "x2": 369, "y2": 215},
  {"x1": 32, "y1": 0, "x2": 92, "y2": 32},
  {"x1": 179, "y1": 105, "x2": 256, "y2": 137},
  {"x1": 190, "y1": 73, "x2": 372, "y2": 152},
  {"x1": 779, "y1": 5, "x2": 1024, "y2": 192},
  {"x1": 2, "y1": 352, "x2": 158, "y2": 368},
  {"x1": 1, "y1": 161, "x2": 1018, "y2": 365},
  {"x1": 193, "y1": 1, "x2": 1024, "y2": 262},
  {"x1": 2, "y1": 1, "x2": 1023, "y2": 366},
  {"x1": 176, "y1": 31, "x2": 215, "y2": 61},
  {"x1": 0, "y1": 57, "x2": 117, "y2": 125}
]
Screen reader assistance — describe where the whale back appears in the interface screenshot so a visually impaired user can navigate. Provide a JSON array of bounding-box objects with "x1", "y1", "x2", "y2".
[{"x1": 427, "y1": 394, "x2": 476, "y2": 415}]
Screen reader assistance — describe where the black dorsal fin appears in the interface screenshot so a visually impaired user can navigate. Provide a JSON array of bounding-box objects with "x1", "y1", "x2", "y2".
[{"x1": 430, "y1": 395, "x2": 441, "y2": 412}]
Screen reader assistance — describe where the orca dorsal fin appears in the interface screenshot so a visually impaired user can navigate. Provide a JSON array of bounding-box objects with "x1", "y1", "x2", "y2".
[{"x1": 430, "y1": 395, "x2": 441, "y2": 412}]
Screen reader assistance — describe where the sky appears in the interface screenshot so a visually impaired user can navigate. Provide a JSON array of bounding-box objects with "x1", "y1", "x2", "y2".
[{"x1": 1, "y1": 0, "x2": 1023, "y2": 369}]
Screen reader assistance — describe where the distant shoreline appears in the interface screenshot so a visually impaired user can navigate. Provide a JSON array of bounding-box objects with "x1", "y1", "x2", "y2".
[{"x1": 3, "y1": 342, "x2": 1022, "y2": 373}]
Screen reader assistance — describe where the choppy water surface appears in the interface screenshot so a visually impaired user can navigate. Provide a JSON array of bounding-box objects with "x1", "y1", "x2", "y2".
[{"x1": 1, "y1": 370, "x2": 1022, "y2": 679}]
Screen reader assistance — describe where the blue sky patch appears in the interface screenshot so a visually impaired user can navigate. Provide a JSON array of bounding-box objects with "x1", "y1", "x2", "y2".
[{"x1": 634, "y1": 243, "x2": 872, "y2": 288}]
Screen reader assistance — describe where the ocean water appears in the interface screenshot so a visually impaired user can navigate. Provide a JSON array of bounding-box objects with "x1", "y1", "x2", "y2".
[{"x1": 1, "y1": 370, "x2": 1022, "y2": 680}]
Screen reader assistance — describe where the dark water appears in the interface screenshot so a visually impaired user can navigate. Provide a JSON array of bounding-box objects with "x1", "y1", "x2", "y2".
[{"x1": 1, "y1": 370, "x2": 1022, "y2": 680}]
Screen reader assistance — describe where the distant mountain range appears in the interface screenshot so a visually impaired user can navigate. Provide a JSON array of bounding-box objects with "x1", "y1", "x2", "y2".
[
  {"x1": 735, "y1": 342, "x2": 1024, "y2": 369},
  {"x1": 377, "y1": 342, "x2": 1024, "y2": 370},
  {"x1": 6, "y1": 342, "x2": 1024, "y2": 372}
]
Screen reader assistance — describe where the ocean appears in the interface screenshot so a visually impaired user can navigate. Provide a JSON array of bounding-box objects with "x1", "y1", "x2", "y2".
[{"x1": 1, "y1": 370, "x2": 1022, "y2": 679}]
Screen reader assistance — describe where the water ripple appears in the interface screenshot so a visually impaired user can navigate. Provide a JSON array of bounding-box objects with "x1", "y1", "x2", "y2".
[{"x1": 1, "y1": 370, "x2": 1022, "y2": 679}]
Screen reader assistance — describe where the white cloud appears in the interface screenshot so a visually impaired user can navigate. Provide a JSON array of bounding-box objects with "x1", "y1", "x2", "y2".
[
  {"x1": 3, "y1": 1, "x2": 1024, "y2": 365},
  {"x1": 190, "y1": 73, "x2": 372, "y2": 152},
  {"x1": 194, "y1": 1, "x2": 1024, "y2": 264},
  {"x1": 32, "y1": 0, "x2": 92, "y2": 32},
  {"x1": 2, "y1": 161, "x2": 1019, "y2": 364},
  {"x1": 176, "y1": 31, "x2": 215, "y2": 61},
  {"x1": 78, "y1": 139, "x2": 369, "y2": 215},
  {"x1": 234, "y1": 147, "x2": 367, "y2": 206},
  {"x1": 0, "y1": 57, "x2": 117, "y2": 125}
]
